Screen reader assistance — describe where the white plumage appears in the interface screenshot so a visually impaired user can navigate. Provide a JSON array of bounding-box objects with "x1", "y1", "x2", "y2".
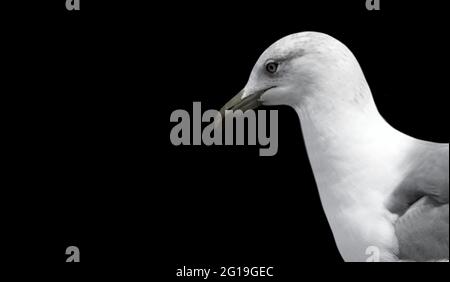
[{"x1": 220, "y1": 32, "x2": 449, "y2": 261}]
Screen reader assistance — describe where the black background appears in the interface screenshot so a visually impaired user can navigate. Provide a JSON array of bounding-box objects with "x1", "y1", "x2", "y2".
[{"x1": 3, "y1": 0, "x2": 448, "y2": 279}]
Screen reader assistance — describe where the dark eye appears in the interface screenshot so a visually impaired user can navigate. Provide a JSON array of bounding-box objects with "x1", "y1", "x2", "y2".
[{"x1": 265, "y1": 61, "x2": 278, "y2": 74}]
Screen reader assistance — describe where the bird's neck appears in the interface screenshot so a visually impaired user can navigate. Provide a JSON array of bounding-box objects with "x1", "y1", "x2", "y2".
[
  {"x1": 293, "y1": 88, "x2": 414, "y2": 209},
  {"x1": 293, "y1": 87, "x2": 418, "y2": 261}
]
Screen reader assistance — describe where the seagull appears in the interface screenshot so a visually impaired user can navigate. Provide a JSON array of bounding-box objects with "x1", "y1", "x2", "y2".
[{"x1": 219, "y1": 32, "x2": 449, "y2": 262}]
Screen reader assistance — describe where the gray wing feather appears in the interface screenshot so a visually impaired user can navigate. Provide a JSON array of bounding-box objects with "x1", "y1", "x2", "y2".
[{"x1": 386, "y1": 143, "x2": 449, "y2": 261}]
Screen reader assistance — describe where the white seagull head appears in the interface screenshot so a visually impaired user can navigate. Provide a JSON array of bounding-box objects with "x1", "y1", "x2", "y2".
[{"x1": 220, "y1": 31, "x2": 374, "y2": 116}]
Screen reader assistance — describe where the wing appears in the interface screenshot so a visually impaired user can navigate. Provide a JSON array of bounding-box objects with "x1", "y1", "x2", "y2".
[{"x1": 386, "y1": 143, "x2": 449, "y2": 261}]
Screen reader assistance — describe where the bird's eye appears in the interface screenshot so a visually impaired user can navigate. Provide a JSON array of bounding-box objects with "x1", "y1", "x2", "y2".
[{"x1": 265, "y1": 61, "x2": 278, "y2": 74}]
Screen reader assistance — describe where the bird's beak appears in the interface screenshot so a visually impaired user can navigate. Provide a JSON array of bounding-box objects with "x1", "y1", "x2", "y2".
[{"x1": 218, "y1": 88, "x2": 266, "y2": 121}]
